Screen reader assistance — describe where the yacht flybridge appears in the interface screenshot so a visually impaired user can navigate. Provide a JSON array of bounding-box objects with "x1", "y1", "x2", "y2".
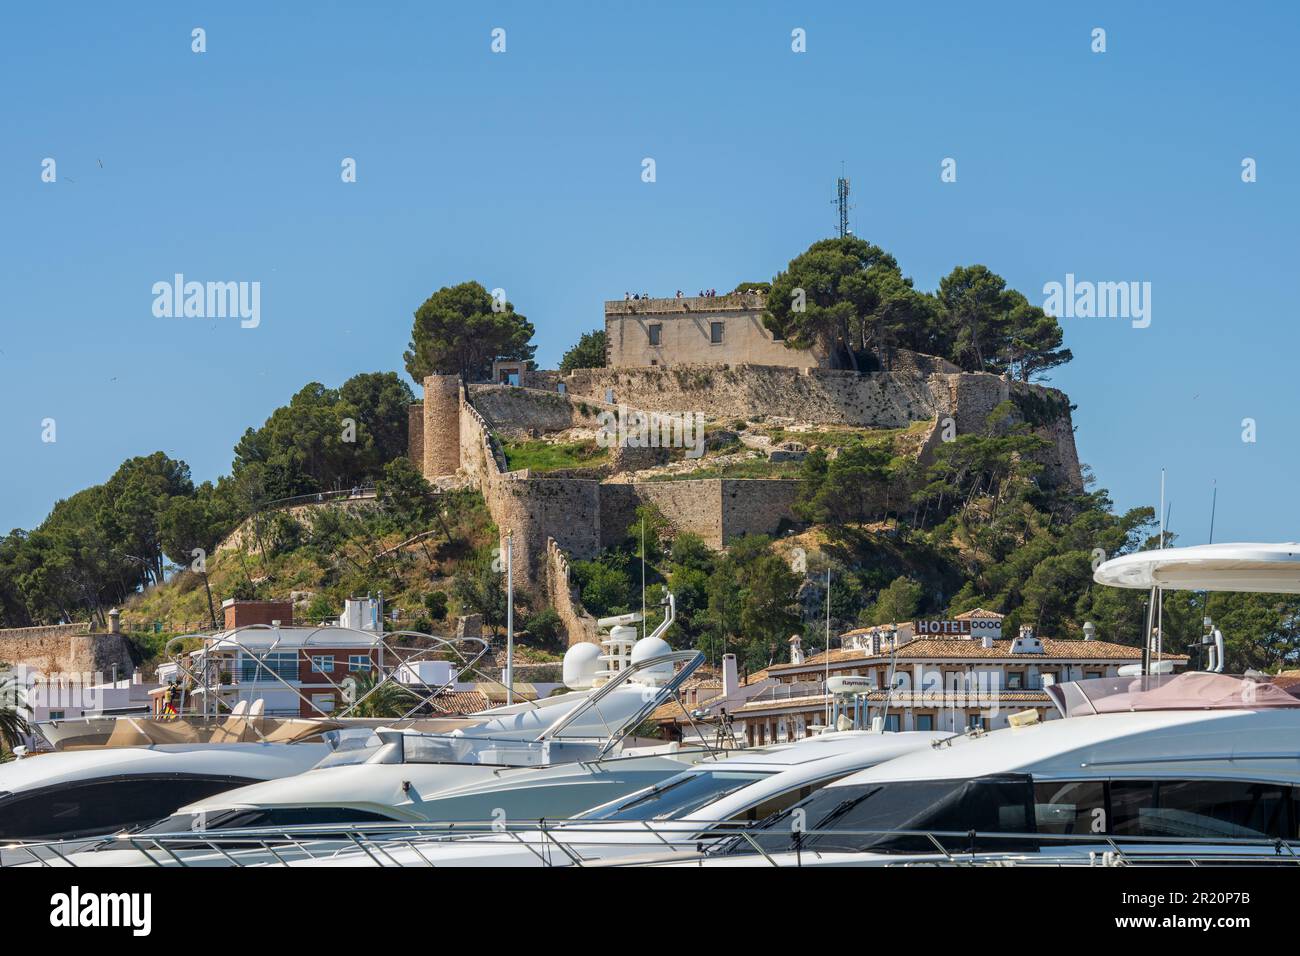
[{"x1": 1091, "y1": 541, "x2": 1300, "y2": 593}]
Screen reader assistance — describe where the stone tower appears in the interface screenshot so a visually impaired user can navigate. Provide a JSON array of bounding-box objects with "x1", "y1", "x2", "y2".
[{"x1": 422, "y1": 374, "x2": 461, "y2": 478}]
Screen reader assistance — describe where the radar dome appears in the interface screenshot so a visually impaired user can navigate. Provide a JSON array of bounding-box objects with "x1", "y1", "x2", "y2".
[
  {"x1": 630, "y1": 635, "x2": 673, "y2": 686},
  {"x1": 562, "y1": 642, "x2": 602, "y2": 691},
  {"x1": 608, "y1": 624, "x2": 639, "y2": 645}
]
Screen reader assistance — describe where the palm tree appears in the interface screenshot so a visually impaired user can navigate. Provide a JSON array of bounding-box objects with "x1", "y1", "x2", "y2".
[
  {"x1": 0, "y1": 667, "x2": 31, "y2": 758},
  {"x1": 340, "y1": 667, "x2": 418, "y2": 718}
]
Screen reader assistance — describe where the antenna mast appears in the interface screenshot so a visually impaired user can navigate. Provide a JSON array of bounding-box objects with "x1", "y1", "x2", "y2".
[{"x1": 833, "y1": 166, "x2": 852, "y2": 238}]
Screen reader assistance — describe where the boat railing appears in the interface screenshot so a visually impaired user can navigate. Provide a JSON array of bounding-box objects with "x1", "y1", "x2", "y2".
[
  {"x1": 360, "y1": 650, "x2": 710, "y2": 767},
  {"x1": 8, "y1": 820, "x2": 1300, "y2": 868}
]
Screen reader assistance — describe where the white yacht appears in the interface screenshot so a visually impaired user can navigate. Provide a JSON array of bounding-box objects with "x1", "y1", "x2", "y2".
[
  {"x1": 0, "y1": 615, "x2": 502, "y2": 850},
  {"x1": 16, "y1": 730, "x2": 951, "y2": 867},
  {"x1": 652, "y1": 542, "x2": 1300, "y2": 867},
  {"x1": 0, "y1": 710, "x2": 347, "y2": 846},
  {"x1": 6, "y1": 637, "x2": 713, "y2": 866},
  {"x1": 1, "y1": 597, "x2": 694, "y2": 854},
  {"x1": 267, "y1": 729, "x2": 955, "y2": 867}
]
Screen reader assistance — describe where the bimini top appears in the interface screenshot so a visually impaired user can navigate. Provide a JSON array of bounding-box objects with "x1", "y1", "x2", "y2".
[
  {"x1": 1047, "y1": 671, "x2": 1300, "y2": 718},
  {"x1": 1094, "y1": 542, "x2": 1300, "y2": 594}
]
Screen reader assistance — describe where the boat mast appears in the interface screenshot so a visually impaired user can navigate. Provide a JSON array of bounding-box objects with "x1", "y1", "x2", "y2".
[
  {"x1": 1159, "y1": 468, "x2": 1170, "y2": 665},
  {"x1": 824, "y1": 566, "x2": 831, "y2": 730},
  {"x1": 506, "y1": 529, "x2": 514, "y2": 705},
  {"x1": 641, "y1": 515, "x2": 647, "y2": 640}
]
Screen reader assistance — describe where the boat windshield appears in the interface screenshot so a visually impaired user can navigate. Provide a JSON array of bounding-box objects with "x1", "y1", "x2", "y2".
[
  {"x1": 132, "y1": 805, "x2": 397, "y2": 837},
  {"x1": 576, "y1": 770, "x2": 772, "y2": 822},
  {"x1": 1048, "y1": 671, "x2": 1300, "y2": 718},
  {"x1": 722, "y1": 775, "x2": 1036, "y2": 856}
]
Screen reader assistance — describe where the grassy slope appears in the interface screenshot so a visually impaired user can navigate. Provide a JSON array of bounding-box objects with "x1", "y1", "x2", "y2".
[
  {"x1": 118, "y1": 497, "x2": 502, "y2": 671},
  {"x1": 498, "y1": 437, "x2": 611, "y2": 472}
]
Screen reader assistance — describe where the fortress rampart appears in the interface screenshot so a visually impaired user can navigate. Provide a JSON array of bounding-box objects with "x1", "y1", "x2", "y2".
[
  {"x1": 406, "y1": 360, "x2": 1081, "y2": 641},
  {"x1": 555, "y1": 364, "x2": 1081, "y2": 489},
  {"x1": 0, "y1": 622, "x2": 135, "y2": 678},
  {"x1": 545, "y1": 538, "x2": 600, "y2": 647}
]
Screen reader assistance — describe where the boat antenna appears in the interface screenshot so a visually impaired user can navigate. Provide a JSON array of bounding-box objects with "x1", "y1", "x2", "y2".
[
  {"x1": 878, "y1": 638, "x2": 900, "y2": 733},
  {"x1": 824, "y1": 566, "x2": 832, "y2": 730},
  {"x1": 1155, "y1": 469, "x2": 1166, "y2": 666},
  {"x1": 641, "y1": 514, "x2": 647, "y2": 640},
  {"x1": 1208, "y1": 480, "x2": 1217, "y2": 544},
  {"x1": 1159, "y1": 468, "x2": 1166, "y2": 549},
  {"x1": 506, "y1": 529, "x2": 514, "y2": 705}
]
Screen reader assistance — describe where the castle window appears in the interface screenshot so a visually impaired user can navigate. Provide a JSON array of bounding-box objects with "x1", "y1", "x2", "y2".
[
  {"x1": 710, "y1": 321, "x2": 725, "y2": 344},
  {"x1": 648, "y1": 323, "x2": 662, "y2": 346}
]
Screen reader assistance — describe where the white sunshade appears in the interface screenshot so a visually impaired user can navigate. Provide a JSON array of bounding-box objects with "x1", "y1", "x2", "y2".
[{"x1": 1094, "y1": 542, "x2": 1300, "y2": 594}]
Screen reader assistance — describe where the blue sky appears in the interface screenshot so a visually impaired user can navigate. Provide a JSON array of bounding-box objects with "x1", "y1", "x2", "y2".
[{"x1": 1, "y1": 1, "x2": 1296, "y2": 543}]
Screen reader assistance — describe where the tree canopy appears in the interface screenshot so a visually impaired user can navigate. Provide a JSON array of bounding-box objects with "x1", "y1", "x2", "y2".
[
  {"x1": 558, "y1": 329, "x2": 607, "y2": 372},
  {"x1": 231, "y1": 371, "x2": 414, "y2": 498},
  {"x1": 404, "y1": 281, "x2": 535, "y2": 383},
  {"x1": 0, "y1": 372, "x2": 415, "y2": 629},
  {"x1": 764, "y1": 237, "x2": 1071, "y2": 380}
]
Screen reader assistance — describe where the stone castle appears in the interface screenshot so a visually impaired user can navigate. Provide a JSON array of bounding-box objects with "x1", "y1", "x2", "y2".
[{"x1": 408, "y1": 292, "x2": 1083, "y2": 645}]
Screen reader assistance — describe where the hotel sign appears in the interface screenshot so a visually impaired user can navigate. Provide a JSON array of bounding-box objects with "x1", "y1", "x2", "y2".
[{"x1": 913, "y1": 618, "x2": 1003, "y2": 639}]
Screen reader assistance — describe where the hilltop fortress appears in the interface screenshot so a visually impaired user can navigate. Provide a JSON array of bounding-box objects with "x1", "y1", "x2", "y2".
[{"x1": 408, "y1": 292, "x2": 1082, "y2": 644}]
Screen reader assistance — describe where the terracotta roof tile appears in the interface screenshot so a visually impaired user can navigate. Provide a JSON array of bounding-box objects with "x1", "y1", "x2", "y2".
[
  {"x1": 953, "y1": 608, "x2": 1005, "y2": 620},
  {"x1": 428, "y1": 690, "x2": 491, "y2": 715},
  {"x1": 768, "y1": 637, "x2": 1186, "y2": 672},
  {"x1": 734, "y1": 688, "x2": 1054, "y2": 716}
]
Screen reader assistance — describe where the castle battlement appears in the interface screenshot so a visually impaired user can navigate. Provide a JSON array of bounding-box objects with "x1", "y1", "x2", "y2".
[{"x1": 604, "y1": 291, "x2": 766, "y2": 316}]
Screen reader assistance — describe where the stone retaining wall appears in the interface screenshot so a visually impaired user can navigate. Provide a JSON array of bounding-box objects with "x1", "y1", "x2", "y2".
[
  {"x1": 0, "y1": 623, "x2": 135, "y2": 678},
  {"x1": 545, "y1": 538, "x2": 600, "y2": 647},
  {"x1": 559, "y1": 364, "x2": 1081, "y2": 489}
]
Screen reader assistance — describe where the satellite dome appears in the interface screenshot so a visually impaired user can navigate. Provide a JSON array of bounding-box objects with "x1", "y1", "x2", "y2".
[
  {"x1": 630, "y1": 635, "x2": 673, "y2": 686},
  {"x1": 562, "y1": 642, "x2": 602, "y2": 691}
]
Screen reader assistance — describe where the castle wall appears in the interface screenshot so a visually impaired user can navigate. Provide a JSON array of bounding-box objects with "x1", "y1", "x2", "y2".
[
  {"x1": 486, "y1": 477, "x2": 602, "y2": 587},
  {"x1": 545, "y1": 538, "x2": 600, "y2": 647},
  {"x1": 407, "y1": 402, "x2": 425, "y2": 468},
  {"x1": 467, "y1": 384, "x2": 606, "y2": 438},
  {"x1": 458, "y1": 386, "x2": 508, "y2": 485},
  {"x1": 602, "y1": 481, "x2": 724, "y2": 548},
  {"x1": 720, "y1": 479, "x2": 803, "y2": 540},
  {"x1": 600, "y1": 479, "x2": 799, "y2": 550},
  {"x1": 560, "y1": 365, "x2": 943, "y2": 426},
  {"x1": 412, "y1": 359, "x2": 1080, "y2": 607},
  {"x1": 560, "y1": 364, "x2": 1082, "y2": 490},
  {"x1": 0, "y1": 623, "x2": 134, "y2": 678}
]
